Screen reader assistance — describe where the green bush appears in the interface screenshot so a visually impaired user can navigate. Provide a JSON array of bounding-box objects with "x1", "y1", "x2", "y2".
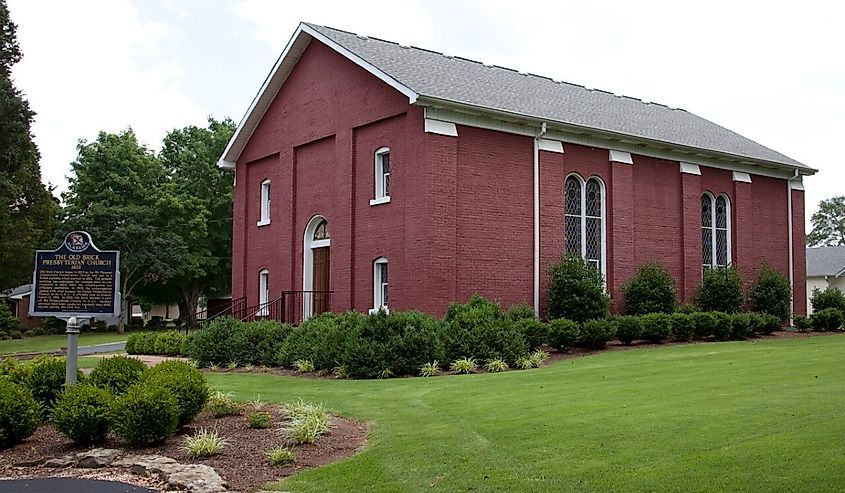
[
  {"x1": 439, "y1": 296, "x2": 528, "y2": 365},
  {"x1": 277, "y1": 312, "x2": 365, "y2": 371},
  {"x1": 731, "y1": 313, "x2": 753, "y2": 339},
  {"x1": 810, "y1": 308, "x2": 844, "y2": 331},
  {"x1": 26, "y1": 357, "x2": 77, "y2": 415},
  {"x1": 690, "y1": 311, "x2": 717, "y2": 339},
  {"x1": 749, "y1": 312, "x2": 781, "y2": 335},
  {"x1": 0, "y1": 357, "x2": 32, "y2": 385},
  {"x1": 111, "y1": 382, "x2": 179, "y2": 445},
  {"x1": 0, "y1": 303, "x2": 20, "y2": 339},
  {"x1": 141, "y1": 360, "x2": 209, "y2": 426},
  {"x1": 41, "y1": 317, "x2": 67, "y2": 335},
  {"x1": 698, "y1": 266, "x2": 744, "y2": 314},
  {"x1": 88, "y1": 356, "x2": 147, "y2": 395},
  {"x1": 547, "y1": 318, "x2": 580, "y2": 351},
  {"x1": 229, "y1": 320, "x2": 293, "y2": 366},
  {"x1": 504, "y1": 304, "x2": 537, "y2": 322},
  {"x1": 810, "y1": 287, "x2": 845, "y2": 313},
  {"x1": 51, "y1": 384, "x2": 113, "y2": 444},
  {"x1": 748, "y1": 265, "x2": 791, "y2": 322},
  {"x1": 793, "y1": 314, "x2": 812, "y2": 332},
  {"x1": 615, "y1": 315, "x2": 642, "y2": 345},
  {"x1": 154, "y1": 331, "x2": 188, "y2": 356},
  {"x1": 712, "y1": 312, "x2": 734, "y2": 341},
  {"x1": 579, "y1": 319, "x2": 616, "y2": 349},
  {"x1": 547, "y1": 255, "x2": 610, "y2": 323},
  {"x1": 640, "y1": 313, "x2": 672, "y2": 343},
  {"x1": 514, "y1": 318, "x2": 548, "y2": 351},
  {"x1": 0, "y1": 379, "x2": 40, "y2": 449},
  {"x1": 345, "y1": 310, "x2": 444, "y2": 378},
  {"x1": 207, "y1": 390, "x2": 240, "y2": 418},
  {"x1": 669, "y1": 313, "x2": 695, "y2": 341},
  {"x1": 125, "y1": 332, "x2": 157, "y2": 355},
  {"x1": 677, "y1": 304, "x2": 699, "y2": 314},
  {"x1": 622, "y1": 263, "x2": 677, "y2": 315},
  {"x1": 187, "y1": 317, "x2": 244, "y2": 366}
]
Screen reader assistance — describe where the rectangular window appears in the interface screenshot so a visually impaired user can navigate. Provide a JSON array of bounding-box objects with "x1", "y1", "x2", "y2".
[
  {"x1": 371, "y1": 147, "x2": 391, "y2": 205},
  {"x1": 258, "y1": 270, "x2": 269, "y2": 316},
  {"x1": 373, "y1": 259, "x2": 388, "y2": 311},
  {"x1": 258, "y1": 179, "x2": 271, "y2": 225}
]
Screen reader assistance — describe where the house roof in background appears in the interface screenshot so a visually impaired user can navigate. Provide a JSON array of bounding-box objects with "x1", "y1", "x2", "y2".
[
  {"x1": 806, "y1": 246, "x2": 845, "y2": 277},
  {"x1": 0, "y1": 284, "x2": 31, "y2": 300},
  {"x1": 219, "y1": 22, "x2": 815, "y2": 174}
]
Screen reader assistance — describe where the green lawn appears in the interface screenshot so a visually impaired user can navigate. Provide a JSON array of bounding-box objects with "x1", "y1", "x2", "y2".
[
  {"x1": 208, "y1": 335, "x2": 845, "y2": 492},
  {"x1": 0, "y1": 332, "x2": 139, "y2": 355}
]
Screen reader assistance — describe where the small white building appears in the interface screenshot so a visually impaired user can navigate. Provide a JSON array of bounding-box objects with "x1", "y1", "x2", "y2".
[{"x1": 806, "y1": 246, "x2": 845, "y2": 314}]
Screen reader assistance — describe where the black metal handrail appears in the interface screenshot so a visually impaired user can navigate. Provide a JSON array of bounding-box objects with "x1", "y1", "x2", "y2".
[
  {"x1": 281, "y1": 290, "x2": 333, "y2": 325},
  {"x1": 239, "y1": 296, "x2": 284, "y2": 323},
  {"x1": 196, "y1": 296, "x2": 246, "y2": 329}
]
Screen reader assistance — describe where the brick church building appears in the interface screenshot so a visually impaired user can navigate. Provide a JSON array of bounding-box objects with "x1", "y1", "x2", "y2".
[{"x1": 219, "y1": 23, "x2": 815, "y2": 322}]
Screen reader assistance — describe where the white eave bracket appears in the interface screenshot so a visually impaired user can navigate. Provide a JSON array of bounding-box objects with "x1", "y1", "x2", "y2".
[
  {"x1": 538, "y1": 138, "x2": 564, "y2": 153},
  {"x1": 732, "y1": 171, "x2": 752, "y2": 183},
  {"x1": 424, "y1": 118, "x2": 458, "y2": 137},
  {"x1": 609, "y1": 150, "x2": 633, "y2": 164},
  {"x1": 790, "y1": 178, "x2": 805, "y2": 191},
  {"x1": 218, "y1": 159, "x2": 236, "y2": 169},
  {"x1": 679, "y1": 162, "x2": 701, "y2": 175}
]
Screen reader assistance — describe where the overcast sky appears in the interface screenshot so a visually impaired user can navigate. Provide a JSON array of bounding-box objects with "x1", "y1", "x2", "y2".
[{"x1": 7, "y1": 0, "x2": 843, "y2": 228}]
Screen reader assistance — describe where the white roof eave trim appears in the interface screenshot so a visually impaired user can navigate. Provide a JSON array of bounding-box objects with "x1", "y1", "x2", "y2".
[{"x1": 218, "y1": 23, "x2": 419, "y2": 168}]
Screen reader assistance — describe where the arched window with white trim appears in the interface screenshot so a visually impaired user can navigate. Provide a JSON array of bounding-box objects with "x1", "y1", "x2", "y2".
[
  {"x1": 370, "y1": 147, "x2": 391, "y2": 205},
  {"x1": 372, "y1": 257, "x2": 388, "y2": 313},
  {"x1": 258, "y1": 269, "x2": 269, "y2": 316},
  {"x1": 258, "y1": 179, "x2": 271, "y2": 226},
  {"x1": 564, "y1": 174, "x2": 606, "y2": 276},
  {"x1": 701, "y1": 192, "x2": 731, "y2": 268}
]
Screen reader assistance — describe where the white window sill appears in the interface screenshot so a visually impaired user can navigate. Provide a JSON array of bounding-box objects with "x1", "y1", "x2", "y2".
[
  {"x1": 369, "y1": 196, "x2": 391, "y2": 206},
  {"x1": 368, "y1": 306, "x2": 389, "y2": 315},
  {"x1": 256, "y1": 219, "x2": 271, "y2": 227}
]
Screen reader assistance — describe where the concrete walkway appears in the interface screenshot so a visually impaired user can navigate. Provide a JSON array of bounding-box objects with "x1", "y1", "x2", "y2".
[
  {"x1": 0, "y1": 478, "x2": 157, "y2": 493},
  {"x1": 79, "y1": 341, "x2": 126, "y2": 355}
]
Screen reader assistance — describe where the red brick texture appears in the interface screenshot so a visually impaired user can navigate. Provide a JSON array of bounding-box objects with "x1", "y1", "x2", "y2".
[{"x1": 232, "y1": 38, "x2": 807, "y2": 318}]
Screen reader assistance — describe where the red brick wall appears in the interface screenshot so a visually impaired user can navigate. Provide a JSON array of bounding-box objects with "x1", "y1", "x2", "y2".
[{"x1": 232, "y1": 37, "x2": 807, "y2": 319}]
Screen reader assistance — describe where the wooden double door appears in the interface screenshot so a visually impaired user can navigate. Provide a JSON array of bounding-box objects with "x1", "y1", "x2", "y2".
[{"x1": 311, "y1": 246, "x2": 330, "y2": 315}]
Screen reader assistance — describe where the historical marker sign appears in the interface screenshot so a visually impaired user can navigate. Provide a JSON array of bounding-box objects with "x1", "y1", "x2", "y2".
[{"x1": 29, "y1": 231, "x2": 121, "y2": 318}]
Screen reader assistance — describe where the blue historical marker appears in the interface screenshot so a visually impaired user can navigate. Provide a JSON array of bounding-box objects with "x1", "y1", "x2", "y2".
[{"x1": 29, "y1": 231, "x2": 120, "y2": 385}]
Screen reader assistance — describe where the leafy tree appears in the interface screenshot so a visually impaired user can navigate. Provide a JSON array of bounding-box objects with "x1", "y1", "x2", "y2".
[
  {"x1": 61, "y1": 129, "x2": 190, "y2": 332},
  {"x1": 158, "y1": 117, "x2": 235, "y2": 327},
  {"x1": 807, "y1": 196, "x2": 845, "y2": 247},
  {"x1": 0, "y1": 0, "x2": 60, "y2": 290}
]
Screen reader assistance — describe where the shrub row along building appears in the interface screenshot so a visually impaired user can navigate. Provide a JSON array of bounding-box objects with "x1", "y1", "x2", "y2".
[{"x1": 219, "y1": 22, "x2": 816, "y2": 322}]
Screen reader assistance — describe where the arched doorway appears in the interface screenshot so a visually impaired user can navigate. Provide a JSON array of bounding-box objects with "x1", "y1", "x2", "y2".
[{"x1": 303, "y1": 216, "x2": 330, "y2": 318}]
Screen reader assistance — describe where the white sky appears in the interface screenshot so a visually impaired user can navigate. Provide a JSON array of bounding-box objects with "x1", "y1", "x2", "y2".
[{"x1": 7, "y1": 0, "x2": 844, "y2": 228}]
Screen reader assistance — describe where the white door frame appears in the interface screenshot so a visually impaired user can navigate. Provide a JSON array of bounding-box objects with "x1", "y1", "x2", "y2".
[{"x1": 302, "y1": 215, "x2": 330, "y2": 319}]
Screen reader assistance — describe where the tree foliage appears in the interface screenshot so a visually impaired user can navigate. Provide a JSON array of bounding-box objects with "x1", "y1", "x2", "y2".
[
  {"x1": 0, "y1": 0, "x2": 59, "y2": 290},
  {"x1": 807, "y1": 196, "x2": 845, "y2": 247}
]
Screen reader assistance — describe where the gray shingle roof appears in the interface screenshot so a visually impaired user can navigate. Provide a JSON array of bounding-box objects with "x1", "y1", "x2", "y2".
[
  {"x1": 807, "y1": 246, "x2": 845, "y2": 277},
  {"x1": 307, "y1": 23, "x2": 808, "y2": 170}
]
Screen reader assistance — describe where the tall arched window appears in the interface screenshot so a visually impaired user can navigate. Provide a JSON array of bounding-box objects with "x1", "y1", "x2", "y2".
[
  {"x1": 564, "y1": 174, "x2": 606, "y2": 276},
  {"x1": 701, "y1": 193, "x2": 731, "y2": 268}
]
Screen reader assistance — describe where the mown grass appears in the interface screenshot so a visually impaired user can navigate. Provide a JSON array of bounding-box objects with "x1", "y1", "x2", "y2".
[
  {"x1": 0, "y1": 332, "x2": 145, "y2": 355},
  {"x1": 207, "y1": 335, "x2": 845, "y2": 492}
]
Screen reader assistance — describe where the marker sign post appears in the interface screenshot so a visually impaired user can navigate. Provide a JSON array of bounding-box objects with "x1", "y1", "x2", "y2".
[{"x1": 29, "y1": 231, "x2": 120, "y2": 385}]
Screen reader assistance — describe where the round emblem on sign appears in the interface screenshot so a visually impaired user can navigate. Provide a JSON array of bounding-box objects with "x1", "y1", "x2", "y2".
[{"x1": 65, "y1": 232, "x2": 90, "y2": 252}]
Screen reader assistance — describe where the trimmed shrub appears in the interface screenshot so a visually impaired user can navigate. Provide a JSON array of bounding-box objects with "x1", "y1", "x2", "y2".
[
  {"x1": 749, "y1": 312, "x2": 781, "y2": 335},
  {"x1": 640, "y1": 313, "x2": 672, "y2": 343},
  {"x1": 698, "y1": 266, "x2": 744, "y2": 314},
  {"x1": 0, "y1": 357, "x2": 32, "y2": 385},
  {"x1": 615, "y1": 316, "x2": 642, "y2": 345},
  {"x1": 0, "y1": 379, "x2": 40, "y2": 449},
  {"x1": 547, "y1": 255, "x2": 610, "y2": 323},
  {"x1": 515, "y1": 318, "x2": 549, "y2": 351},
  {"x1": 579, "y1": 319, "x2": 616, "y2": 349},
  {"x1": 810, "y1": 308, "x2": 844, "y2": 331},
  {"x1": 731, "y1": 313, "x2": 753, "y2": 339},
  {"x1": 669, "y1": 313, "x2": 695, "y2": 341},
  {"x1": 622, "y1": 263, "x2": 677, "y2": 315},
  {"x1": 126, "y1": 332, "x2": 157, "y2": 355},
  {"x1": 111, "y1": 382, "x2": 179, "y2": 445},
  {"x1": 547, "y1": 318, "x2": 580, "y2": 351},
  {"x1": 26, "y1": 357, "x2": 77, "y2": 415},
  {"x1": 277, "y1": 312, "x2": 365, "y2": 371},
  {"x1": 440, "y1": 296, "x2": 528, "y2": 365},
  {"x1": 690, "y1": 311, "x2": 717, "y2": 339},
  {"x1": 154, "y1": 331, "x2": 188, "y2": 356},
  {"x1": 748, "y1": 265, "x2": 791, "y2": 322},
  {"x1": 344, "y1": 310, "x2": 444, "y2": 378},
  {"x1": 88, "y1": 356, "x2": 147, "y2": 395},
  {"x1": 52, "y1": 384, "x2": 113, "y2": 444},
  {"x1": 677, "y1": 304, "x2": 699, "y2": 314},
  {"x1": 504, "y1": 304, "x2": 537, "y2": 322},
  {"x1": 712, "y1": 312, "x2": 734, "y2": 341},
  {"x1": 187, "y1": 317, "x2": 244, "y2": 366},
  {"x1": 793, "y1": 314, "x2": 812, "y2": 332},
  {"x1": 0, "y1": 302, "x2": 20, "y2": 339},
  {"x1": 141, "y1": 361, "x2": 209, "y2": 426},
  {"x1": 229, "y1": 320, "x2": 293, "y2": 366},
  {"x1": 810, "y1": 287, "x2": 845, "y2": 313}
]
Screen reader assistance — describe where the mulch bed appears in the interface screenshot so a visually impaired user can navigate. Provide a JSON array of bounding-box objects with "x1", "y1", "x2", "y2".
[{"x1": 0, "y1": 406, "x2": 369, "y2": 492}]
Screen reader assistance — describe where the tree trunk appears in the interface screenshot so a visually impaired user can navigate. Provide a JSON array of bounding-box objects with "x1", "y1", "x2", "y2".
[
  {"x1": 180, "y1": 284, "x2": 203, "y2": 329},
  {"x1": 118, "y1": 276, "x2": 128, "y2": 334}
]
